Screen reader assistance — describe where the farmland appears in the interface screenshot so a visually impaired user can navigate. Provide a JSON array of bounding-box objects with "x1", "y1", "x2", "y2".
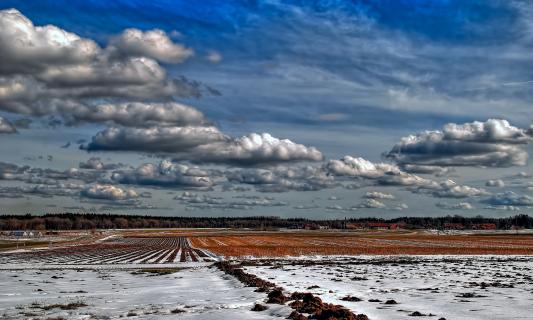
[
  {"x1": 1, "y1": 229, "x2": 533, "y2": 319},
  {"x1": 188, "y1": 230, "x2": 533, "y2": 257},
  {"x1": 0, "y1": 235, "x2": 216, "y2": 267}
]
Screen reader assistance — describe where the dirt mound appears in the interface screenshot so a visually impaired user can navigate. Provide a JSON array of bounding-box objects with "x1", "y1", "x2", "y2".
[
  {"x1": 215, "y1": 261, "x2": 276, "y2": 291},
  {"x1": 216, "y1": 261, "x2": 369, "y2": 320},
  {"x1": 289, "y1": 292, "x2": 368, "y2": 320},
  {"x1": 251, "y1": 303, "x2": 268, "y2": 311},
  {"x1": 312, "y1": 305, "x2": 369, "y2": 320},
  {"x1": 288, "y1": 311, "x2": 308, "y2": 320},
  {"x1": 340, "y1": 295, "x2": 363, "y2": 302},
  {"x1": 267, "y1": 288, "x2": 288, "y2": 304}
]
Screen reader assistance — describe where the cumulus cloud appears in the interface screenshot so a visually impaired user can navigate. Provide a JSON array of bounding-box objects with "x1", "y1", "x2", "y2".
[
  {"x1": 0, "y1": 182, "x2": 84, "y2": 198},
  {"x1": 393, "y1": 203, "x2": 409, "y2": 211},
  {"x1": 174, "y1": 191, "x2": 222, "y2": 204},
  {"x1": 0, "y1": 116, "x2": 17, "y2": 134},
  {"x1": 84, "y1": 129, "x2": 323, "y2": 165},
  {"x1": 326, "y1": 156, "x2": 488, "y2": 201},
  {"x1": 205, "y1": 51, "x2": 222, "y2": 63},
  {"x1": 486, "y1": 179, "x2": 505, "y2": 187},
  {"x1": 111, "y1": 160, "x2": 213, "y2": 188},
  {"x1": 400, "y1": 164, "x2": 450, "y2": 176},
  {"x1": 81, "y1": 184, "x2": 138, "y2": 201},
  {"x1": 378, "y1": 171, "x2": 436, "y2": 188},
  {"x1": 79, "y1": 157, "x2": 105, "y2": 170},
  {"x1": 66, "y1": 102, "x2": 208, "y2": 127},
  {"x1": 294, "y1": 204, "x2": 320, "y2": 210},
  {"x1": 484, "y1": 205, "x2": 521, "y2": 211},
  {"x1": 484, "y1": 191, "x2": 533, "y2": 206},
  {"x1": 0, "y1": 9, "x2": 323, "y2": 166},
  {"x1": 0, "y1": 8, "x2": 99, "y2": 75},
  {"x1": 110, "y1": 28, "x2": 193, "y2": 64},
  {"x1": 0, "y1": 9, "x2": 210, "y2": 123},
  {"x1": 0, "y1": 162, "x2": 104, "y2": 184},
  {"x1": 325, "y1": 156, "x2": 433, "y2": 188},
  {"x1": 226, "y1": 165, "x2": 335, "y2": 192},
  {"x1": 174, "y1": 133, "x2": 324, "y2": 165},
  {"x1": 174, "y1": 191, "x2": 287, "y2": 210},
  {"x1": 358, "y1": 198, "x2": 386, "y2": 209},
  {"x1": 0, "y1": 162, "x2": 28, "y2": 180},
  {"x1": 430, "y1": 180, "x2": 489, "y2": 198},
  {"x1": 365, "y1": 191, "x2": 395, "y2": 199},
  {"x1": 78, "y1": 157, "x2": 123, "y2": 170},
  {"x1": 82, "y1": 126, "x2": 225, "y2": 152},
  {"x1": 436, "y1": 202, "x2": 474, "y2": 210},
  {"x1": 326, "y1": 204, "x2": 352, "y2": 211},
  {"x1": 386, "y1": 119, "x2": 532, "y2": 167},
  {"x1": 326, "y1": 156, "x2": 398, "y2": 178}
]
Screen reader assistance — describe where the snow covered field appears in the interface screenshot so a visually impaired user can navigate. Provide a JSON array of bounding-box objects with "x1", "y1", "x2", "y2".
[
  {"x1": 2, "y1": 236, "x2": 532, "y2": 320},
  {"x1": 244, "y1": 255, "x2": 533, "y2": 320},
  {"x1": 0, "y1": 267, "x2": 289, "y2": 320}
]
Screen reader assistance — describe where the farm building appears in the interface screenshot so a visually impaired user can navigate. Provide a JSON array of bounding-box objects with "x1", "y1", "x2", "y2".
[
  {"x1": 472, "y1": 223, "x2": 497, "y2": 230},
  {"x1": 9, "y1": 230, "x2": 42, "y2": 238}
]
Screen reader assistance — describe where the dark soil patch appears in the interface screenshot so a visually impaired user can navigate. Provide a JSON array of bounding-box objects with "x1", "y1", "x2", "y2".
[
  {"x1": 341, "y1": 296, "x2": 363, "y2": 302},
  {"x1": 251, "y1": 303, "x2": 268, "y2": 311}
]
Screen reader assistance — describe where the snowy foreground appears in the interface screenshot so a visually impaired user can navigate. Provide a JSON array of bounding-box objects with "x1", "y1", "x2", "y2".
[
  {"x1": 0, "y1": 267, "x2": 289, "y2": 320},
  {"x1": 245, "y1": 255, "x2": 533, "y2": 320},
  {"x1": 1, "y1": 255, "x2": 532, "y2": 319}
]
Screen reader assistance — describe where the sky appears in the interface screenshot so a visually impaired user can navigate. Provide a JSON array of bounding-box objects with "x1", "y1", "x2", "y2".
[{"x1": 0, "y1": 0, "x2": 532, "y2": 218}]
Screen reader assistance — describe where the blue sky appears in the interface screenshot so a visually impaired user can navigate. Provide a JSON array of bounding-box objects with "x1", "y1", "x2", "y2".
[{"x1": 0, "y1": 1, "x2": 532, "y2": 217}]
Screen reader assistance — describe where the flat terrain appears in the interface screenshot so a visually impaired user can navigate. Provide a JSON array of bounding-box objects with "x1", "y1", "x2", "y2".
[
  {"x1": 0, "y1": 236, "x2": 217, "y2": 267},
  {"x1": 1, "y1": 229, "x2": 533, "y2": 319},
  {"x1": 187, "y1": 230, "x2": 533, "y2": 256},
  {"x1": 245, "y1": 255, "x2": 533, "y2": 320},
  {"x1": 0, "y1": 267, "x2": 289, "y2": 319}
]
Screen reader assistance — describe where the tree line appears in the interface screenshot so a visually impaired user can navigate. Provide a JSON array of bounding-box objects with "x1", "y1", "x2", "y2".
[{"x1": 0, "y1": 213, "x2": 531, "y2": 231}]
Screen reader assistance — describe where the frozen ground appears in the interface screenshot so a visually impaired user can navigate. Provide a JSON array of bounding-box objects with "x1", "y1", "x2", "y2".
[
  {"x1": 244, "y1": 255, "x2": 533, "y2": 320},
  {"x1": 2, "y1": 255, "x2": 532, "y2": 319},
  {"x1": 0, "y1": 267, "x2": 289, "y2": 320}
]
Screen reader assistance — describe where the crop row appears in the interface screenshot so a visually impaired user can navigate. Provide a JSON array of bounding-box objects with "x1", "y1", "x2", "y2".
[{"x1": 0, "y1": 236, "x2": 215, "y2": 265}]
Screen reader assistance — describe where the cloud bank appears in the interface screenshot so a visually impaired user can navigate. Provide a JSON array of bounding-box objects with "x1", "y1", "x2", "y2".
[{"x1": 386, "y1": 119, "x2": 532, "y2": 168}]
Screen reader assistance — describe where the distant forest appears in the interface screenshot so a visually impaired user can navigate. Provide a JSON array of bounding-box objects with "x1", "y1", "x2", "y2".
[{"x1": 0, "y1": 213, "x2": 532, "y2": 231}]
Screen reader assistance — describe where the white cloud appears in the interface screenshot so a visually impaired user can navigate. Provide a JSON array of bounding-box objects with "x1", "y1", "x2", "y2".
[
  {"x1": 68, "y1": 102, "x2": 208, "y2": 127},
  {"x1": 110, "y1": 28, "x2": 193, "y2": 64},
  {"x1": 326, "y1": 156, "x2": 398, "y2": 178},
  {"x1": 0, "y1": 9, "x2": 208, "y2": 121},
  {"x1": 485, "y1": 179, "x2": 505, "y2": 187},
  {"x1": 358, "y1": 198, "x2": 386, "y2": 209},
  {"x1": 180, "y1": 133, "x2": 324, "y2": 165},
  {"x1": 365, "y1": 191, "x2": 395, "y2": 199},
  {"x1": 0, "y1": 8, "x2": 99, "y2": 75},
  {"x1": 226, "y1": 164, "x2": 335, "y2": 192},
  {"x1": 82, "y1": 126, "x2": 226, "y2": 153},
  {"x1": 78, "y1": 157, "x2": 123, "y2": 170},
  {"x1": 484, "y1": 191, "x2": 533, "y2": 206},
  {"x1": 206, "y1": 51, "x2": 222, "y2": 63},
  {"x1": 81, "y1": 184, "x2": 138, "y2": 201},
  {"x1": 430, "y1": 180, "x2": 489, "y2": 198},
  {"x1": 436, "y1": 202, "x2": 474, "y2": 210},
  {"x1": 0, "y1": 116, "x2": 16, "y2": 134},
  {"x1": 386, "y1": 119, "x2": 532, "y2": 167},
  {"x1": 111, "y1": 160, "x2": 214, "y2": 188},
  {"x1": 393, "y1": 203, "x2": 409, "y2": 210}
]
